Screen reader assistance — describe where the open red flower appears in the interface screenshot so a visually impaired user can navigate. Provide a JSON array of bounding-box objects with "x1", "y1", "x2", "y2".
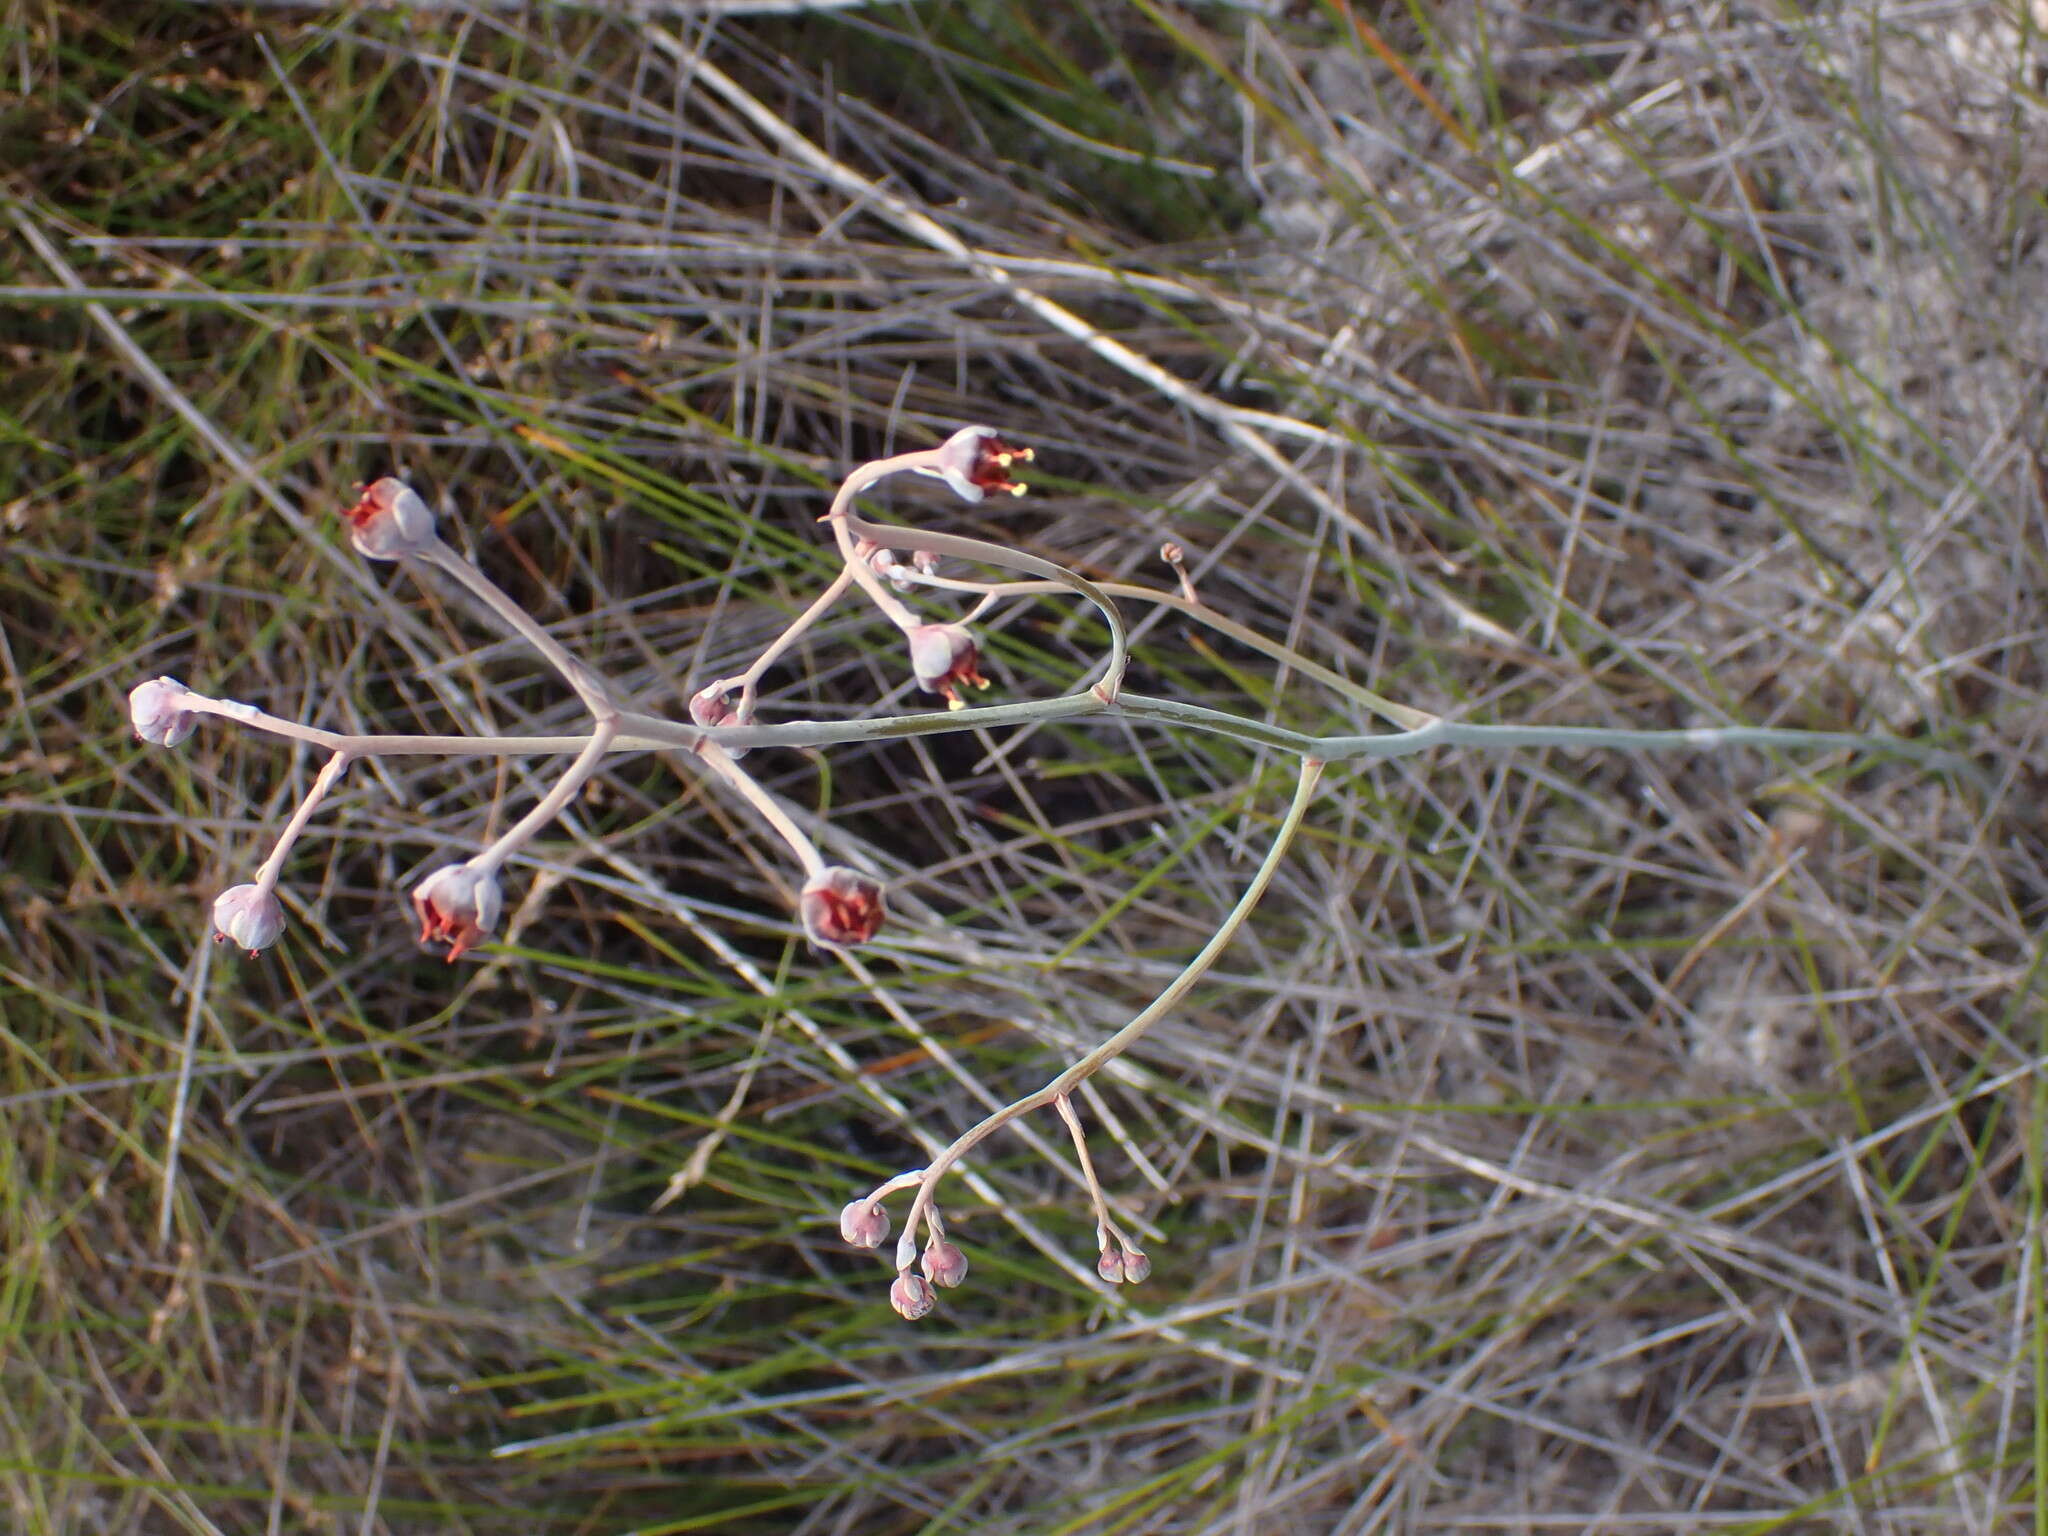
[
  {"x1": 341, "y1": 477, "x2": 437, "y2": 561},
  {"x1": 410, "y1": 862, "x2": 503, "y2": 961},
  {"x1": 800, "y1": 867, "x2": 886, "y2": 947},
  {"x1": 907, "y1": 623, "x2": 990, "y2": 710},
  {"x1": 918, "y1": 425, "x2": 1033, "y2": 502}
]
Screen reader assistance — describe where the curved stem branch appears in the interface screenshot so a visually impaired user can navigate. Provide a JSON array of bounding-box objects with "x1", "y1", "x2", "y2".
[
  {"x1": 692, "y1": 742, "x2": 826, "y2": 878},
  {"x1": 896, "y1": 570, "x2": 1429, "y2": 730},
  {"x1": 415, "y1": 540, "x2": 618, "y2": 719},
  {"x1": 837, "y1": 509, "x2": 1129, "y2": 705},
  {"x1": 706, "y1": 566, "x2": 856, "y2": 718},
  {"x1": 471, "y1": 719, "x2": 619, "y2": 876},
  {"x1": 892, "y1": 756, "x2": 1325, "y2": 1271}
]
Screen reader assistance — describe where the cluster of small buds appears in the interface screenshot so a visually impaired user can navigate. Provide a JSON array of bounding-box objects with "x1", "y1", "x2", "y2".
[
  {"x1": 1097, "y1": 1244, "x2": 1152, "y2": 1285},
  {"x1": 906, "y1": 623, "x2": 989, "y2": 710},
  {"x1": 916, "y1": 424, "x2": 1033, "y2": 502},
  {"x1": 411, "y1": 862, "x2": 503, "y2": 961},
  {"x1": 212, "y1": 884, "x2": 285, "y2": 955},
  {"x1": 838, "y1": 1183, "x2": 976, "y2": 1318},
  {"x1": 129, "y1": 677, "x2": 199, "y2": 747},
  {"x1": 340, "y1": 477, "x2": 437, "y2": 561},
  {"x1": 800, "y1": 867, "x2": 886, "y2": 947},
  {"x1": 857, "y1": 538, "x2": 939, "y2": 595}
]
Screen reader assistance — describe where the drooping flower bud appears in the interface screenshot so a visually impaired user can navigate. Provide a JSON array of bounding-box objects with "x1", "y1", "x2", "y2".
[
  {"x1": 1119, "y1": 1247, "x2": 1151, "y2": 1285},
  {"x1": 211, "y1": 883, "x2": 285, "y2": 955},
  {"x1": 129, "y1": 677, "x2": 199, "y2": 748},
  {"x1": 799, "y1": 867, "x2": 886, "y2": 947},
  {"x1": 920, "y1": 1238, "x2": 969, "y2": 1289},
  {"x1": 888, "y1": 1271, "x2": 936, "y2": 1321},
  {"x1": 839, "y1": 1198, "x2": 890, "y2": 1249},
  {"x1": 689, "y1": 685, "x2": 751, "y2": 759},
  {"x1": 1097, "y1": 1248, "x2": 1128, "y2": 1285},
  {"x1": 907, "y1": 623, "x2": 989, "y2": 711},
  {"x1": 340, "y1": 477, "x2": 437, "y2": 561},
  {"x1": 916, "y1": 425, "x2": 1033, "y2": 502},
  {"x1": 410, "y1": 862, "x2": 503, "y2": 962}
]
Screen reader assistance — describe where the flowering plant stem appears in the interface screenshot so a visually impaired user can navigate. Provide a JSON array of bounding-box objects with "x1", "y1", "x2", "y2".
[{"x1": 133, "y1": 423, "x2": 1969, "y2": 1311}]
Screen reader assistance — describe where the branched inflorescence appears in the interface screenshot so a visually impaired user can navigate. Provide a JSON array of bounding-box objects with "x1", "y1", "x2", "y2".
[{"x1": 131, "y1": 426, "x2": 1960, "y2": 1318}]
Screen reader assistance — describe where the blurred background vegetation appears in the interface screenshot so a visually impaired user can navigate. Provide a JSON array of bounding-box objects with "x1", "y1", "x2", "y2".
[{"x1": 3, "y1": 1, "x2": 2047, "y2": 1531}]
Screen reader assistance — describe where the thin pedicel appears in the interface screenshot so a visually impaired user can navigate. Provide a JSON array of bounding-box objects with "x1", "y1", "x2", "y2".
[{"x1": 130, "y1": 425, "x2": 1964, "y2": 1316}]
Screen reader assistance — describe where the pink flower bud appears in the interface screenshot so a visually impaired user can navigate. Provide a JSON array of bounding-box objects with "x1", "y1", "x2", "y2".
[
  {"x1": 689, "y1": 686, "x2": 751, "y2": 759},
  {"x1": 1119, "y1": 1248, "x2": 1151, "y2": 1285},
  {"x1": 919, "y1": 1238, "x2": 969, "y2": 1289},
  {"x1": 129, "y1": 677, "x2": 198, "y2": 748},
  {"x1": 888, "y1": 1271, "x2": 936, "y2": 1320},
  {"x1": 340, "y1": 478, "x2": 436, "y2": 561},
  {"x1": 1097, "y1": 1248, "x2": 1127, "y2": 1284},
  {"x1": 211, "y1": 883, "x2": 285, "y2": 955},
  {"x1": 839, "y1": 1198, "x2": 890, "y2": 1249},
  {"x1": 799, "y1": 867, "x2": 886, "y2": 947},
  {"x1": 917, "y1": 425, "x2": 1033, "y2": 502},
  {"x1": 410, "y1": 862, "x2": 502, "y2": 962},
  {"x1": 906, "y1": 623, "x2": 990, "y2": 711}
]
